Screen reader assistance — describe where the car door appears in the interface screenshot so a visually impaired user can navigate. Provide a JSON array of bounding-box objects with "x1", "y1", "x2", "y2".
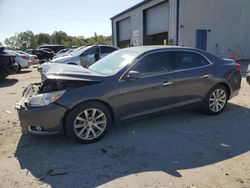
[
  {"x1": 99, "y1": 46, "x2": 118, "y2": 59},
  {"x1": 80, "y1": 46, "x2": 98, "y2": 67},
  {"x1": 173, "y1": 50, "x2": 214, "y2": 107},
  {"x1": 118, "y1": 51, "x2": 174, "y2": 120}
]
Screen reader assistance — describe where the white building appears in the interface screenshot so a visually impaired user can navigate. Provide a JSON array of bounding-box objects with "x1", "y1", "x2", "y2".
[{"x1": 111, "y1": 0, "x2": 250, "y2": 59}]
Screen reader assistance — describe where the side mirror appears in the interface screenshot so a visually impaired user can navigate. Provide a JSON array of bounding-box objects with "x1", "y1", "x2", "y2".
[{"x1": 124, "y1": 70, "x2": 140, "y2": 80}]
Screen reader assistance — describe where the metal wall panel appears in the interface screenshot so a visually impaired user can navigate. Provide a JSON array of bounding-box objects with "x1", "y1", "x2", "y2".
[
  {"x1": 111, "y1": 0, "x2": 170, "y2": 46},
  {"x1": 118, "y1": 18, "x2": 131, "y2": 41},
  {"x1": 145, "y1": 2, "x2": 169, "y2": 35},
  {"x1": 178, "y1": 0, "x2": 250, "y2": 59}
]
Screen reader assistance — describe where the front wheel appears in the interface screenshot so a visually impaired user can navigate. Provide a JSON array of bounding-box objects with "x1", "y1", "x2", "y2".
[
  {"x1": 202, "y1": 85, "x2": 228, "y2": 115},
  {"x1": 65, "y1": 102, "x2": 112, "y2": 144}
]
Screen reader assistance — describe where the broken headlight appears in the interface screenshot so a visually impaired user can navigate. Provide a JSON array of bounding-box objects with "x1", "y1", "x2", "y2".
[{"x1": 27, "y1": 90, "x2": 65, "y2": 107}]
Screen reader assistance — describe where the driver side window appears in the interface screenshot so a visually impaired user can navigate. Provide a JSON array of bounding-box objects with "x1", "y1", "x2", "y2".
[{"x1": 131, "y1": 51, "x2": 173, "y2": 77}]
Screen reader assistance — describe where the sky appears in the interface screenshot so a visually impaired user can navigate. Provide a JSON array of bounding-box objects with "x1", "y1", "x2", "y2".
[{"x1": 0, "y1": 0, "x2": 142, "y2": 44}]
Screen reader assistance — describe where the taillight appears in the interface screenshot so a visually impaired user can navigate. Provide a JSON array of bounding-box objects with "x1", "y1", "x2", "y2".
[
  {"x1": 236, "y1": 63, "x2": 241, "y2": 71},
  {"x1": 21, "y1": 56, "x2": 29, "y2": 60}
]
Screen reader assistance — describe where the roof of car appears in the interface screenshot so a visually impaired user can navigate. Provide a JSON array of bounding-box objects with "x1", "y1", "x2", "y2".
[{"x1": 123, "y1": 45, "x2": 198, "y2": 54}]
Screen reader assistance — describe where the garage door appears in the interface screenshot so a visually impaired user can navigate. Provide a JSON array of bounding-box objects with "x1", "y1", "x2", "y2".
[
  {"x1": 144, "y1": 2, "x2": 169, "y2": 45},
  {"x1": 117, "y1": 17, "x2": 131, "y2": 48}
]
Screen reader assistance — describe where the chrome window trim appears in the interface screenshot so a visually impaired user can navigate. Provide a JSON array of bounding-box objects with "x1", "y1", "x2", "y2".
[{"x1": 119, "y1": 49, "x2": 213, "y2": 82}]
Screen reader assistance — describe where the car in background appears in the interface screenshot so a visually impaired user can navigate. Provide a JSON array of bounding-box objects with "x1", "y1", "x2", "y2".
[
  {"x1": 16, "y1": 46, "x2": 242, "y2": 143},
  {"x1": 17, "y1": 51, "x2": 38, "y2": 65},
  {"x1": 56, "y1": 48, "x2": 71, "y2": 55},
  {"x1": 53, "y1": 48, "x2": 73, "y2": 59},
  {"x1": 12, "y1": 51, "x2": 32, "y2": 72},
  {"x1": 0, "y1": 47, "x2": 18, "y2": 81},
  {"x1": 49, "y1": 45, "x2": 119, "y2": 67},
  {"x1": 40, "y1": 48, "x2": 54, "y2": 53},
  {"x1": 247, "y1": 64, "x2": 250, "y2": 85},
  {"x1": 26, "y1": 49, "x2": 53, "y2": 63},
  {"x1": 39, "y1": 45, "x2": 65, "y2": 53}
]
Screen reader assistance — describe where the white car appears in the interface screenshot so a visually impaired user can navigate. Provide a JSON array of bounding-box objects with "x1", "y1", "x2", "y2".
[
  {"x1": 17, "y1": 51, "x2": 38, "y2": 65},
  {"x1": 50, "y1": 45, "x2": 119, "y2": 67},
  {"x1": 12, "y1": 51, "x2": 32, "y2": 72}
]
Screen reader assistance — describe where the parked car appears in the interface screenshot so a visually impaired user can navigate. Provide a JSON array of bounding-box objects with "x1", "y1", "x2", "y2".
[
  {"x1": 39, "y1": 45, "x2": 65, "y2": 53},
  {"x1": 40, "y1": 48, "x2": 54, "y2": 53},
  {"x1": 16, "y1": 46, "x2": 242, "y2": 143},
  {"x1": 247, "y1": 64, "x2": 250, "y2": 85},
  {"x1": 49, "y1": 45, "x2": 119, "y2": 67},
  {"x1": 52, "y1": 48, "x2": 73, "y2": 59},
  {"x1": 12, "y1": 51, "x2": 32, "y2": 72},
  {"x1": 17, "y1": 51, "x2": 38, "y2": 65},
  {"x1": 0, "y1": 47, "x2": 18, "y2": 81},
  {"x1": 26, "y1": 49, "x2": 53, "y2": 62}
]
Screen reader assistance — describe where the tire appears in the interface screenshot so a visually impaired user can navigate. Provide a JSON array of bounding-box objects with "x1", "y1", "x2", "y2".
[
  {"x1": 65, "y1": 102, "x2": 112, "y2": 144},
  {"x1": 17, "y1": 64, "x2": 22, "y2": 73},
  {"x1": 202, "y1": 84, "x2": 229, "y2": 115},
  {"x1": 0, "y1": 68, "x2": 7, "y2": 82}
]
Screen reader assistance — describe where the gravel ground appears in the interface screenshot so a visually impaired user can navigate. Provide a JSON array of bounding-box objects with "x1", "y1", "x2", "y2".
[{"x1": 0, "y1": 62, "x2": 250, "y2": 188}]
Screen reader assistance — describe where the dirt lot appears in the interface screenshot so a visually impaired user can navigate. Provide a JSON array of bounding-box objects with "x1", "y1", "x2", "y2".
[{"x1": 0, "y1": 63, "x2": 250, "y2": 188}]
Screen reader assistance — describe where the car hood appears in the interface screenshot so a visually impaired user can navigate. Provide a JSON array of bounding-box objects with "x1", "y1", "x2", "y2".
[{"x1": 40, "y1": 62, "x2": 106, "y2": 82}]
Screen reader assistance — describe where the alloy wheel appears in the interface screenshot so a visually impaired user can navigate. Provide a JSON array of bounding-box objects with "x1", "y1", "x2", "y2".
[
  {"x1": 209, "y1": 89, "x2": 227, "y2": 113},
  {"x1": 73, "y1": 108, "x2": 107, "y2": 140}
]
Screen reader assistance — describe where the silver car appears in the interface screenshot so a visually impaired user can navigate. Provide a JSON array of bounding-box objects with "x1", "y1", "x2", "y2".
[
  {"x1": 12, "y1": 51, "x2": 32, "y2": 72},
  {"x1": 50, "y1": 45, "x2": 119, "y2": 67},
  {"x1": 17, "y1": 51, "x2": 38, "y2": 65}
]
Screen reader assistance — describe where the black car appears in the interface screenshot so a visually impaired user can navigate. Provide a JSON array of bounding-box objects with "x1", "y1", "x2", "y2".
[
  {"x1": 26, "y1": 49, "x2": 53, "y2": 62},
  {"x1": 16, "y1": 46, "x2": 242, "y2": 144},
  {"x1": 39, "y1": 45, "x2": 65, "y2": 53},
  {"x1": 0, "y1": 47, "x2": 18, "y2": 82}
]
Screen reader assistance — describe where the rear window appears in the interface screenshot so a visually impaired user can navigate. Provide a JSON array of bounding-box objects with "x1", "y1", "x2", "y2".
[{"x1": 174, "y1": 51, "x2": 210, "y2": 70}]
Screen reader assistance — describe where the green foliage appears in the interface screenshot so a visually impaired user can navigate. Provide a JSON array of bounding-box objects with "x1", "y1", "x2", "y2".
[{"x1": 4, "y1": 30, "x2": 112, "y2": 50}]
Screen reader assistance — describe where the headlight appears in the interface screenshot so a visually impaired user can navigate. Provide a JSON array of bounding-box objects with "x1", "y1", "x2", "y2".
[{"x1": 27, "y1": 90, "x2": 65, "y2": 107}]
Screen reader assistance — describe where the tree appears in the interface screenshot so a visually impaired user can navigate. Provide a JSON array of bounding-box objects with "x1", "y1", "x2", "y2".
[
  {"x1": 0, "y1": 41, "x2": 2, "y2": 46},
  {"x1": 4, "y1": 30, "x2": 36, "y2": 50},
  {"x1": 36, "y1": 33, "x2": 51, "y2": 46},
  {"x1": 51, "y1": 31, "x2": 68, "y2": 44},
  {"x1": 4, "y1": 30, "x2": 112, "y2": 50}
]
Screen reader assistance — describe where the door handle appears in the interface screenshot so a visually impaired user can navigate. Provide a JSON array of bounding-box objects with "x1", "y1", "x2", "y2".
[
  {"x1": 162, "y1": 81, "x2": 173, "y2": 86},
  {"x1": 201, "y1": 74, "x2": 210, "y2": 79}
]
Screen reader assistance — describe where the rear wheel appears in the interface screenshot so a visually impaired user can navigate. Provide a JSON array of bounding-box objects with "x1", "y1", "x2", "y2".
[
  {"x1": 202, "y1": 84, "x2": 228, "y2": 115},
  {"x1": 0, "y1": 68, "x2": 7, "y2": 82},
  {"x1": 65, "y1": 102, "x2": 112, "y2": 144}
]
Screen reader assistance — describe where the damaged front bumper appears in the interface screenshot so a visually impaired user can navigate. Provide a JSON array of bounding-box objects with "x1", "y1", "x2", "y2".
[{"x1": 15, "y1": 83, "x2": 67, "y2": 135}]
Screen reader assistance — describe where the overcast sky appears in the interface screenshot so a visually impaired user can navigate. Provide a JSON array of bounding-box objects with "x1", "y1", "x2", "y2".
[{"x1": 0, "y1": 0, "x2": 142, "y2": 44}]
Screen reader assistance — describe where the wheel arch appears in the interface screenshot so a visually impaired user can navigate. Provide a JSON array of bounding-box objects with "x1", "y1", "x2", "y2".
[
  {"x1": 211, "y1": 82, "x2": 231, "y2": 99},
  {"x1": 62, "y1": 99, "x2": 115, "y2": 133},
  {"x1": 67, "y1": 62, "x2": 77, "y2": 65}
]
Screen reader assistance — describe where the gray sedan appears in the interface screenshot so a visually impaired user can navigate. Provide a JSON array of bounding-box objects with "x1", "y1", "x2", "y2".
[{"x1": 16, "y1": 46, "x2": 242, "y2": 143}]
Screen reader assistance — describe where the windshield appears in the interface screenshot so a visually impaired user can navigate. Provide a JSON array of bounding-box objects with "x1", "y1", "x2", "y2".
[
  {"x1": 71, "y1": 46, "x2": 90, "y2": 57},
  {"x1": 88, "y1": 49, "x2": 139, "y2": 75}
]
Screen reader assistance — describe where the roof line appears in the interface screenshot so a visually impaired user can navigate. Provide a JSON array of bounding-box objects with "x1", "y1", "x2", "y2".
[{"x1": 110, "y1": 0, "x2": 152, "y2": 20}]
